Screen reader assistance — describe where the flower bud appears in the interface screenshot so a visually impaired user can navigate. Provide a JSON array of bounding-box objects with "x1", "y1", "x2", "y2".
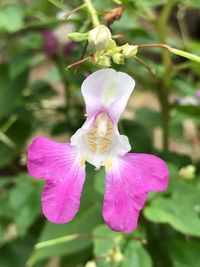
[
  {"x1": 105, "y1": 246, "x2": 124, "y2": 264},
  {"x1": 113, "y1": 246, "x2": 124, "y2": 263},
  {"x1": 178, "y1": 165, "x2": 196, "y2": 180},
  {"x1": 97, "y1": 55, "x2": 111, "y2": 67},
  {"x1": 85, "y1": 261, "x2": 97, "y2": 267},
  {"x1": 88, "y1": 25, "x2": 112, "y2": 51},
  {"x1": 112, "y1": 52, "x2": 124, "y2": 64},
  {"x1": 68, "y1": 32, "x2": 89, "y2": 42},
  {"x1": 122, "y1": 44, "x2": 138, "y2": 58}
]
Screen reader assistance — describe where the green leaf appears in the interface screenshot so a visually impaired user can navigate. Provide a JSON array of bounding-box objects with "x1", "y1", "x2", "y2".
[
  {"x1": 92, "y1": 225, "x2": 151, "y2": 267},
  {"x1": 9, "y1": 51, "x2": 31, "y2": 78},
  {"x1": 29, "y1": 204, "x2": 102, "y2": 265},
  {"x1": 93, "y1": 224, "x2": 121, "y2": 267},
  {"x1": 20, "y1": 32, "x2": 43, "y2": 51},
  {"x1": 48, "y1": 0, "x2": 68, "y2": 11},
  {"x1": 0, "y1": 64, "x2": 29, "y2": 118},
  {"x1": 135, "y1": 108, "x2": 161, "y2": 128},
  {"x1": 122, "y1": 120, "x2": 153, "y2": 153},
  {"x1": 0, "y1": 173, "x2": 42, "y2": 237},
  {"x1": 94, "y1": 168, "x2": 105, "y2": 196},
  {"x1": 61, "y1": 246, "x2": 93, "y2": 267},
  {"x1": 165, "y1": 238, "x2": 200, "y2": 267},
  {"x1": 0, "y1": 108, "x2": 35, "y2": 167},
  {"x1": 0, "y1": 236, "x2": 39, "y2": 267},
  {"x1": 173, "y1": 78, "x2": 197, "y2": 95},
  {"x1": 0, "y1": 176, "x2": 13, "y2": 187},
  {"x1": 8, "y1": 174, "x2": 43, "y2": 236},
  {"x1": 93, "y1": 224, "x2": 120, "y2": 255},
  {"x1": 142, "y1": 0, "x2": 167, "y2": 6},
  {"x1": 170, "y1": 114, "x2": 184, "y2": 139},
  {"x1": 0, "y1": 5, "x2": 24, "y2": 32},
  {"x1": 144, "y1": 178, "x2": 200, "y2": 237},
  {"x1": 176, "y1": 105, "x2": 200, "y2": 118},
  {"x1": 121, "y1": 241, "x2": 152, "y2": 267}
]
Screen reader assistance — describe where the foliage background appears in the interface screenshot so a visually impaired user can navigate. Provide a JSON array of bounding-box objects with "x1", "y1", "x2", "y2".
[{"x1": 0, "y1": 0, "x2": 200, "y2": 266}]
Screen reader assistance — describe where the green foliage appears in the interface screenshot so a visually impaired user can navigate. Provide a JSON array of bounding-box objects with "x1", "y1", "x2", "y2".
[
  {"x1": 0, "y1": 64, "x2": 28, "y2": 118},
  {"x1": 144, "y1": 175, "x2": 200, "y2": 237},
  {"x1": 0, "y1": 174, "x2": 42, "y2": 237},
  {"x1": 92, "y1": 225, "x2": 152, "y2": 267},
  {"x1": 0, "y1": 236, "x2": 39, "y2": 267},
  {"x1": 93, "y1": 224, "x2": 120, "y2": 267},
  {"x1": 121, "y1": 241, "x2": 152, "y2": 267},
  {"x1": 29, "y1": 204, "x2": 102, "y2": 265},
  {"x1": 166, "y1": 238, "x2": 200, "y2": 267},
  {"x1": 0, "y1": 108, "x2": 35, "y2": 166},
  {"x1": 0, "y1": 5, "x2": 24, "y2": 33},
  {"x1": 0, "y1": 0, "x2": 200, "y2": 266},
  {"x1": 122, "y1": 119, "x2": 153, "y2": 153}
]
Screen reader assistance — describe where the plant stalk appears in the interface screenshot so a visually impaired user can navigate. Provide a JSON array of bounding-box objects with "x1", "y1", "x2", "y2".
[
  {"x1": 84, "y1": 0, "x2": 100, "y2": 27},
  {"x1": 155, "y1": 0, "x2": 174, "y2": 151}
]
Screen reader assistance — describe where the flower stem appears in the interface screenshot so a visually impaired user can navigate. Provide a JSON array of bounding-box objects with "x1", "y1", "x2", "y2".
[
  {"x1": 134, "y1": 56, "x2": 155, "y2": 75},
  {"x1": 84, "y1": 0, "x2": 100, "y2": 27},
  {"x1": 137, "y1": 44, "x2": 200, "y2": 64},
  {"x1": 34, "y1": 232, "x2": 146, "y2": 249},
  {"x1": 67, "y1": 56, "x2": 91, "y2": 69},
  {"x1": 155, "y1": 0, "x2": 174, "y2": 151}
]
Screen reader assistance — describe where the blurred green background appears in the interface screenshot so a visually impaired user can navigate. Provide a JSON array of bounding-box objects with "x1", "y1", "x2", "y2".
[{"x1": 0, "y1": 0, "x2": 200, "y2": 266}]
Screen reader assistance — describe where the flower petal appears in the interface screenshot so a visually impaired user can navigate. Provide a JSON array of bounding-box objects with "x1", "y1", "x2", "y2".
[
  {"x1": 27, "y1": 137, "x2": 86, "y2": 223},
  {"x1": 103, "y1": 153, "x2": 169, "y2": 233},
  {"x1": 81, "y1": 68, "x2": 135, "y2": 123}
]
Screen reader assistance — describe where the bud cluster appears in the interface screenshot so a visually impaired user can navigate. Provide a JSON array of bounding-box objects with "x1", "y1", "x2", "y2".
[
  {"x1": 105, "y1": 245, "x2": 124, "y2": 264},
  {"x1": 68, "y1": 24, "x2": 138, "y2": 67},
  {"x1": 178, "y1": 165, "x2": 196, "y2": 180}
]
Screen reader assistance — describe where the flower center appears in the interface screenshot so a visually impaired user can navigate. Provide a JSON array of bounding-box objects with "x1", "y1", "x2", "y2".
[{"x1": 87, "y1": 112, "x2": 113, "y2": 154}]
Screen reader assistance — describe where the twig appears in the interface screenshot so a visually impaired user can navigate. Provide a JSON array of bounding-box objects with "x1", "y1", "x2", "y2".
[
  {"x1": 137, "y1": 43, "x2": 200, "y2": 64},
  {"x1": 61, "y1": 4, "x2": 87, "y2": 20},
  {"x1": 134, "y1": 56, "x2": 155, "y2": 75},
  {"x1": 138, "y1": 43, "x2": 170, "y2": 49},
  {"x1": 67, "y1": 56, "x2": 91, "y2": 68}
]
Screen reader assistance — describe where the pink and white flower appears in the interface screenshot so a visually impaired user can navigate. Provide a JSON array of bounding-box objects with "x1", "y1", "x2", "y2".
[{"x1": 27, "y1": 69, "x2": 169, "y2": 233}]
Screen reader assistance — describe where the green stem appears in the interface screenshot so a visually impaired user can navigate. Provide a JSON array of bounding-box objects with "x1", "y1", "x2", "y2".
[
  {"x1": 35, "y1": 233, "x2": 116, "y2": 250},
  {"x1": 137, "y1": 43, "x2": 200, "y2": 64},
  {"x1": 155, "y1": 0, "x2": 174, "y2": 151},
  {"x1": 35, "y1": 232, "x2": 145, "y2": 250},
  {"x1": 84, "y1": 0, "x2": 100, "y2": 27}
]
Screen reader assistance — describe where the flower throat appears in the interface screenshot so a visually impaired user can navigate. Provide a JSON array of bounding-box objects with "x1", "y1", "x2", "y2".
[{"x1": 87, "y1": 112, "x2": 113, "y2": 154}]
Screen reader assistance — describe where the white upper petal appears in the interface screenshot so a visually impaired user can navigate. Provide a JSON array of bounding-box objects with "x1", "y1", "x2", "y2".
[{"x1": 81, "y1": 68, "x2": 135, "y2": 123}]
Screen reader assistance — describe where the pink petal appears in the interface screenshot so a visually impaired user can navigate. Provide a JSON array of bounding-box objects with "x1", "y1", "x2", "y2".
[
  {"x1": 27, "y1": 137, "x2": 86, "y2": 223},
  {"x1": 81, "y1": 69, "x2": 135, "y2": 124},
  {"x1": 103, "y1": 153, "x2": 169, "y2": 233}
]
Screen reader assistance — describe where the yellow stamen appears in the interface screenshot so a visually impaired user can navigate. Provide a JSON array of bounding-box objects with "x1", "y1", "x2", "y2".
[
  {"x1": 81, "y1": 154, "x2": 86, "y2": 168},
  {"x1": 105, "y1": 159, "x2": 112, "y2": 171},
  {"x1": 87, "y1": 112, "x2": 113, "y2": 154}
]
